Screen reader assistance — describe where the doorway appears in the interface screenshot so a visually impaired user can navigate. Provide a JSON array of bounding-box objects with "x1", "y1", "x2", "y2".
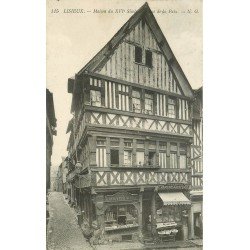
[{"x1": 194, "y1": 212, "x2": 203, "y2": 238}]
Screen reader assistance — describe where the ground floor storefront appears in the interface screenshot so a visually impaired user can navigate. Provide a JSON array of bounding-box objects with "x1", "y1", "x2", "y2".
[
  {"x1": 189, "y1": 191, "x2": 203, "y2": 239},
  {"x1": 67, "y1": 184, "x2": 195, "y2": 244}
]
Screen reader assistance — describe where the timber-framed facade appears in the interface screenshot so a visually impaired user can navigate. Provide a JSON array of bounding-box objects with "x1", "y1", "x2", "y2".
[{"x1": 65, "y1": 3, "x2": 202, "y2": 244}]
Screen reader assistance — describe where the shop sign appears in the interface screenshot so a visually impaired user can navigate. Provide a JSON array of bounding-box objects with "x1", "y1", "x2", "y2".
[
  {"x1": 105, "y1": 191, "x2": 138, "y2": 202},
  {"x1": 158, "y1": 183, "x2": 190, "y2": 190}
]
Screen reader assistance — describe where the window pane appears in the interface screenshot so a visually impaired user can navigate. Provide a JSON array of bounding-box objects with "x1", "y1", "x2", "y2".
[
  {"x1": 170, "y1": 153, "x2": 177, "y2": 168},
  {"x1": 124, "y1": 151, "x2": 132, "y2": 166},
  {"x1": 90, "y1": 90, "x2": 101, "y2": 107},
  {"x1": 135, "y1": 46, "x2": 142, "y2": 63},
  {"x1": 180, "y1": 155, "x2": 186, "y2": 169},
  {"x1": 168, "y1": 98, "x2": 176, "y2": 118},
  {"x1": 136, "y1": 152, "x2": 144, "y2": 166},
  {"x1": 145, "y1": 98, "x2": 153, "y2": 114},
  {"x1": 159, "y1": 152, "x2": 167, "y2": 168},
  {"x1": 146, "y1": 50, "x2": 152, "y2": 67},
  {"x1": 170, "y1": 143, "x2": 177, "y2": 151},
  {"x1": 111, "y1": 150, "x2": 119, "y2": 165},
  {"x1": 148, "y1": 152, "x2": 156, "y2": 165},
  {"x1": 132, "y1": 98, "x2": 141, "y2": 113}
]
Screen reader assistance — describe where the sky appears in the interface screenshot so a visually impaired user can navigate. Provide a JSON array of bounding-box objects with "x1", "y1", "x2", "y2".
[{"x1": 46, "y1": 0, "x2": 203, "y2": 169}]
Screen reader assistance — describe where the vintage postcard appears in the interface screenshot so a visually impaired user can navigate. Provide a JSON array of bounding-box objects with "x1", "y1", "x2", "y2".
[{"x1": 46, "y1": 0, "x2": 203, "y2": 249}]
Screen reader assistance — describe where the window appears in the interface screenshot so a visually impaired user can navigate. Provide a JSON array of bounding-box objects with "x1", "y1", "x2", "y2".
[
  {"x1": 137, "y1": 140, "x2": 144, "y2": 148},
  {"x1": 132, "y1": 90, "x2": 141, "y2": 113},
  {"x1": 124, "y1": 140, "x2": 132, "y2": 148},
  {"x1": 124, "y1": 151, "x2": 132, "y2": 166},
  {"x1": 96, "y1": 139, "x2": 106, "y2": 167},
  {"x1": 111, "y1": 149, "x2": 119, "y2": 165},
  {"x1": 170, "y1": 143, "x2": 177, "y2": 168},
  {"x1": 180, "y1": 144, "x2": 187, "y2": 169},
  {"x1": 136, "y1": 151, "x2": 145, "y2": 166},
  {"x1": 90, "y1": 90, "x2": 101, "y2": 107},
  {"x1": 145, "y1": 93, "x2": 153, "y2": 114},
  {"x1": 159, "y1": 152, "x2": 167, "y2": 168},
  {"x1": 149, "y1": 141, "x2": 156, "y2": 149},
  {"x1": 105, "y1": 204, "x2": 138, "y2": 230},
  {"x1": 145, "y1": 50, "x2": 152, "y2": 67},
  {"x1": 168, "y1": 98, "x2": 176, "y2": 118},
  {"x1": 110, "y1": 139, "x2": 119, "y2": 147},
  {"x1": 135, "y1": 46, "x2": 142, "y2": 63},
  {"x1": 148, "y1": 152, "x2": 156, "y2": 166}
]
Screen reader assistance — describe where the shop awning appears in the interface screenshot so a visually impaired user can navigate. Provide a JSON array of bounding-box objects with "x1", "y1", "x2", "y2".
[{"x1": 158, "y1": 192, "x2": 191, "y2": 206}]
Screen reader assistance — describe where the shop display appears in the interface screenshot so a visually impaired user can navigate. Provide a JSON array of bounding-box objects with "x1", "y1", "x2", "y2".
[{"x1": 104, "y1": 204, "x2": 138, "y2": 231}]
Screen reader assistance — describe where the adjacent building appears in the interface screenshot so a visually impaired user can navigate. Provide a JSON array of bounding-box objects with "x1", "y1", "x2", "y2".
[
  {"x1": 55, "y1": 157, "x2": 68, "y2": 193},
  {"x1": 46, "y1": 89, "x2": 57, "y2": 193},
  {"x1": 66, "y1": 3, "x2": 201, "y2": 243},
  {"x1": 190, "y1": 87, "x2": 203, "y2": 239}
]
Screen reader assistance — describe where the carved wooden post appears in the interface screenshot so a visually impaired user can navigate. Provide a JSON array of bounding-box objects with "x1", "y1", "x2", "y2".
[
  {"x1": 145, "y1": 140, "x2": 149, "y2": 165},
  {"x1": 156, "y1": 140, "x2": 159, "y2": 166},
  {"x1": 106, "y1": 137, "x2": 110, "y2": 167},
  {"x1": 188, "y1": 206, "x2": 194, "y2": 239},
  {"x1": 151, "y1": 191, "x2": 157, "y2": 236},
  {"x1": 138, "y1": 187, "x2": 144, "y2": 237},
  {"x1": 88, "y1": 135, "x2": 97, "y2": 167},
  {"x1": 132, "y1": 138, "x2": 137, "y2": 167},
  {"x1": 177, "y1": 142, "x2": 180, "y2": 168},
  {"x1": 119, "y1": 138, "x2": 124, "y2": 166},
  {"x1": 166, "y1": 141, "x2": 170, "y2": 168},
  {"x1": 95, "y1": 194, "x2": 105, "y2": 232}
]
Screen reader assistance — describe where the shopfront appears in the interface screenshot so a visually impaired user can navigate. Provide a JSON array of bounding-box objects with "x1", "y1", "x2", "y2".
[
  {"x1": 190, "y1": 191, "x2": 203, "y2": 239},
  {"x1": 155, "y1": 192, "x2": 191, "y2": 242},
  {"x1": 94, "y1": 191, "x2": 140, "y2": 242}
]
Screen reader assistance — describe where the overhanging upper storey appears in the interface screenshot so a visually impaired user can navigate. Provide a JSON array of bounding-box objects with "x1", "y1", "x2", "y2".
[{"x1": 77, "y1": 2, "x2": 194, "y2": 99}]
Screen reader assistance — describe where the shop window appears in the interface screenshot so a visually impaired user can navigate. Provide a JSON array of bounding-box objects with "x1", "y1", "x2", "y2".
[
  {"x1": 136, "y1": 151, "x2": 145, "y2": 166},
  {"x1": 135, "y1": 46, "x2": 142, "y2": 63},
  {"x1": 124, "y1": 151, "x2": 132, "y2": 166},
  {"x1": 145, "y1": 50, "x2": 152, "y2": 67},
  {"x1": 90, "y1": 90, "x2": 101, "y2": 107},
  {"x1": 105, "y1": 204, "x2": 138, "y2": 231},
  {"x1": 148, "y1": 152, "x2": 156, "y2": 166},
  {"x1": 168, "y1": 98, "x2": 176, "y2": 118},
  {"x1": 132, "y1": 89, "x2": 141, "y2": 113},
  {"x1": 111, "y1": 149, "x2": 119, "y2": 165},
  {"x1": 145, "y1": 92, "x2": 153, "y2": 114}
]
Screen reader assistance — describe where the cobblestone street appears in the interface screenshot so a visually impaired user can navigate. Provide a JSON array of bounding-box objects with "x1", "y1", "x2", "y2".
[{"x1": 47, "y1": 192, "x2": 92, "y2": 250}]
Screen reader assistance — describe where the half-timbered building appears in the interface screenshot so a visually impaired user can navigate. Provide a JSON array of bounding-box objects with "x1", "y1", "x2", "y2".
[
  {"x1": 190, "y1": 87, "x2": 203, "y2": 239},
  {"x1": 66, "y1": 3, "x2": 197, "y2": 243}
]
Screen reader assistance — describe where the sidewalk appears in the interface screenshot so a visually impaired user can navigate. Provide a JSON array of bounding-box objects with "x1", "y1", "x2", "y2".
[{"x1": 47, "y1": 192, "x2": 92, "y2": 250}]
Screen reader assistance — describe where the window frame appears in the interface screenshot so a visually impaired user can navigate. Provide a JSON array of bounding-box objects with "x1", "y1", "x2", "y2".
[{"x1": 135, "y1": 46, "x2": 143, "y2": 64}]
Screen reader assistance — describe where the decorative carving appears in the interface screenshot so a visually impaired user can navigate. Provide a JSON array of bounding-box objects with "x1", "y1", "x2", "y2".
[{"x1": 105, "y1": 191, "x2": 138, "y2": 203}]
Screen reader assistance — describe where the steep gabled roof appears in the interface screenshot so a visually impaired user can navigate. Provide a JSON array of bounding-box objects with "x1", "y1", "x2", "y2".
[{"x1": 77, "y1": 2, "x2": 194, "y2": 98}]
